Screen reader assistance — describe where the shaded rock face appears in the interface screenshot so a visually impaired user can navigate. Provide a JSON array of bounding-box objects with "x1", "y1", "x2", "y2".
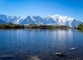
[
  {"x1": 0, "y1": 14, "x2": 82, "y2": 27},
  {"x1": 0, "y1": 19, "x2": 6, "y2": 24}
]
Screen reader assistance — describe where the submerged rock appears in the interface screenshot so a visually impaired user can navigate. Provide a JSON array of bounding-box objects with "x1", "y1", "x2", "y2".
[
  {"x1": 0, "y1": 54, "x2": 15, "y2": 60},
  {"x1": 1, "y1": 57, "x2": 15, "y2": 60},
  {"x1": 55, "y1": 52, "x2": 63, "y2": 56},
  {"x1": 70, "y1": 48, "x2": 76, "y2": 50},
  {"x1": 28, "y1": 56, "x2": 41, "y2": 60}
]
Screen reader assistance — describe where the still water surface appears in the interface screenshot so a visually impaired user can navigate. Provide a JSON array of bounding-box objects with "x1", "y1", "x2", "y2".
[{"x1": 0, "y1": 29, "x2": 83, "y2": 60}]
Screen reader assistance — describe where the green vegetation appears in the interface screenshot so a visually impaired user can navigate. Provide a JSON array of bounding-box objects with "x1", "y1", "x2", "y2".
[
  {"x1": 77, "y1": 23, "x2": 83, "y2": 30},
  {"x1": 25, "y1": 24, "x2": 70, "y2": 29},
  {"x1": 57, "y1": 25, "x2": 71, "y2": 29},
  {"x1": 0, "y1": 24, "x2": 6, "y2": 29},
  {"x1": 0, "y1": 23, "x2": 24, "y2": 29},
  {"x1": 25, "y1": 24, "x2": 52, "y2": 29},
  {"x1": 0, "y1": 23, "x2": 71, "y2": 29}
]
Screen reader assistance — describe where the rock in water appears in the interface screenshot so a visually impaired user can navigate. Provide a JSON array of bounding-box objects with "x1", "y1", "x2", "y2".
[
  {"x1": 28, "y1": 56, "x2": 41, "y2": 60},
  {"x1": 70, "y1": 48, "x2": 76, "y2": 50},
  {"x1": 55, "y1": 52, "x2": 63, "y2": 56}
]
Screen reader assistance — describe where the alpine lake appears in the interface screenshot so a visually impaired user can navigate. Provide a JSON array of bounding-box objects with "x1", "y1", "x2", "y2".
[{"x1": 0, "y1": 29, "x2": 83, "y2": 60}]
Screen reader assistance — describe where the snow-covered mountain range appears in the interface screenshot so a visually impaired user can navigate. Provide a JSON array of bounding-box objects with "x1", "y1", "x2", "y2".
[{"x1": 0, "y1": 14, "x2": 82, "y2": 27}]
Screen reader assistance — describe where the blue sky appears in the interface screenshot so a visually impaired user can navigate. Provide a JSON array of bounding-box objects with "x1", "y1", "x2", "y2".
[{"x1": 0, "y1": 0, "x2": 83, "y2": 21}]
